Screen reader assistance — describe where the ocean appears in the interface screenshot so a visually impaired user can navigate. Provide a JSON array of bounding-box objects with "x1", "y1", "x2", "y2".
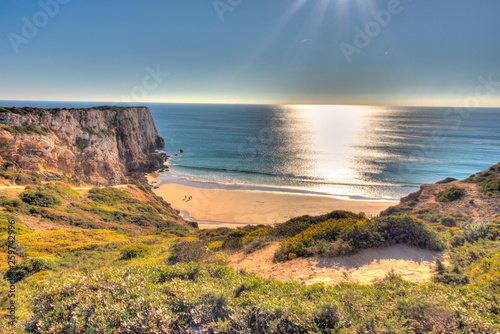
[{"x1": 2, "y1": 101, "x2": 500, "y2": 200}]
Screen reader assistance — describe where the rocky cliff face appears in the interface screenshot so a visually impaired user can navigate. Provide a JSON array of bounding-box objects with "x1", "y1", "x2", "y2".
[{"x1": 0, "y1": 106, "x2": 166, "y2": 185}]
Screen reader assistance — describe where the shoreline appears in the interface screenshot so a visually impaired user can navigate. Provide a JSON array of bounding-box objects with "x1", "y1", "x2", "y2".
[
  {"x1": 148, "y1": 174, "x2": 399, "y2": 229},
  {"x1": 152, "y1": 173, "x2": 405, "y2": 202}
]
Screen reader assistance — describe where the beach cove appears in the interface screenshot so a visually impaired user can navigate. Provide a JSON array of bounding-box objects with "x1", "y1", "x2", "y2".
[{"x1": 148, "y1": 174, "x2": 398, "y2": 228}]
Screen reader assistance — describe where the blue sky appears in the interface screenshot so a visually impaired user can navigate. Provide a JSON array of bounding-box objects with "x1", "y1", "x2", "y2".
[{"x1": 1, "y1": 0, "x2": 500, "y2": 106}]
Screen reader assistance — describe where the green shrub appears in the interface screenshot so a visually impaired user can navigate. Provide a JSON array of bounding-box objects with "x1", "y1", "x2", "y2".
[
  {"x1": 169, "y1": 240, "x2": 210, "y2": 264},
  {"x1": 436, "y1": 177, "x2": 458, "y2": 184},
  {"x1": 274, "y1": 218, "x2": 361, "y2": 261},
  {"x1": 0, "y1": 124, "x2": 47, "y2": 135},
  {"x1": 371, "y1": 215, "x2": 444, "y2": 250},
  {"x1": 88, "y1": 187, "x2": 135, "y2": 205},
  {"x1": 0, "y1": 213, "x2": 31, "y2": 235},
  {"x1": 208, "y1": 241, "x2": 224, "y2": 250},
  {"x1": 461, "y1": 222, "x2": 500, "y2": 242},
  {"x1": 3, "y1": 256, "x2": 60, "y2": 283},
  {"x1": 379, "y1": 204, "x2": 413, "y2": 217},
  {"x1": 120, "y1": 243, "x2": 153, "y2": 260},
  {"x1": 43, "y1": 184, "x2": 82, "y2": 201},
  {"x1": 471, "y1": 253, "x2": 500, "y2": 292},
  {"x1": 436, "y1": 186, "x2": 465, "y2": 202},
  {"x1": 274, "y1": 215, "x2": 443, "y2": 262},
  {"x1": 19, "y1": 189, "x2": 61, "y2": 207},
  {"x1": 199, "y1": 228, "x2": 231, "y2": 239},
  {"x1": 271, "y1": 210, "x2": 362, "y2": 238},
  {"x1": 311, "y1": 239, "x2": 353, "y2": 257},
  {"x1": 463, "y1": 173, "x2": 500, "y2": 193},
  {"x1": 241, "y1": 227, "x2": 271, "y2": 244}
]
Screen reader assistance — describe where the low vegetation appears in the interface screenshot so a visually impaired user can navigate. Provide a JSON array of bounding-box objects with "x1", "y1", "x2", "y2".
[
  {"x1": 4, "y1": 256, "x2": 62, "y2": 283},
  {"x1": 436, "y1": 185, "x2": 466, "y2": 202},
  {"x1": 1, "y1": 165, "x2": 500, "y2": 332},
  {"x1": 463, "y1": 172, "x2": 500, "y2": 193},
  {"x1": 436, "y1": 177, "x2": 458, "y2": 184},
  {"x1": 0, "y1": 124, "x2": 47, "y2": 136},
  {"x1": 23, "y1": 263, "x2": 499, "y2": 333},
  {"x1": 0, "y1": 105, "x2": 135, "y2": 116},
  {"x1": 120, "y1": 242, "x2": 153, "y2": 260}
]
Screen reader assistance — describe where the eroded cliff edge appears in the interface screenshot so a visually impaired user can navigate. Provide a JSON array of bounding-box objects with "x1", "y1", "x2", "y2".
[{"x1": 0, "y1": 106, "x2": 166, "y2": 185}]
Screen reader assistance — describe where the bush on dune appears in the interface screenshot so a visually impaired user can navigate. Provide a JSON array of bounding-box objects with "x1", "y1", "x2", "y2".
[
  {"x1": 274, "y1": 218, "x2": 363, "y2": 261},
  {"x1": 370, "y1": 215, "x2": 444, "y2": 250},
  {"x1": 274, "y1": 215, "x2": 443, "y2": 262},
  {"x1": 270, "y1": 210, "x2": 363, "y2": 238}
]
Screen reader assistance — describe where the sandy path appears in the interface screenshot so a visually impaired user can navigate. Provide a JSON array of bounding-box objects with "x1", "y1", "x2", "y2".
[
  {"x1": 230, "y1": 243, "x2": 445, "y2": 285},
  {"x1": 152, "y1": 182, "x2": 397, "y2": 228}
]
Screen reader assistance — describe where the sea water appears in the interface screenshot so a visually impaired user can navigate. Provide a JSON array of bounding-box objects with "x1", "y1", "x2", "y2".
[{"x1": 2, "y1": 101, "x2": 500, "y2": 200}]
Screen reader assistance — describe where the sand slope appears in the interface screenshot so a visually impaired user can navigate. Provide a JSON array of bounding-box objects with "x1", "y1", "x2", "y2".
[{"x1": 230, "y1": 243, "x2": 445, "y2": 285}]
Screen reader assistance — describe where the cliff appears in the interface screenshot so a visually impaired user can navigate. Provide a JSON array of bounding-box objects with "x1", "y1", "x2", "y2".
[{"x1": 0, "y1": 106, "x2": 166, "y2": 185}]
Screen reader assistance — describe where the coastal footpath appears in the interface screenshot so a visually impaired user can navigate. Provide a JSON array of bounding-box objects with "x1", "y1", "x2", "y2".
[{"x1": 0, "y1": 106, "x2": 166, "y2": 185}]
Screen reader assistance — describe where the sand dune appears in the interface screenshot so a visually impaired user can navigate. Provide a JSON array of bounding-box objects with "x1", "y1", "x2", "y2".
[{"x1": 230, "y1": 243, "x2": 446, "y2": 285}]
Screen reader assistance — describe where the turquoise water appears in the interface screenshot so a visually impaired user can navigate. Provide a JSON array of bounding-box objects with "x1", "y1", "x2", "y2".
[{"x1": 2, "y1": 101, "x2": 500, "y2": 200}]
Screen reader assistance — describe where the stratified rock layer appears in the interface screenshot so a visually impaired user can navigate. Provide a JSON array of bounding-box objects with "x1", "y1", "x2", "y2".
[{"x1": 0, "y1": 106, "x2": 166, "y2": 185}]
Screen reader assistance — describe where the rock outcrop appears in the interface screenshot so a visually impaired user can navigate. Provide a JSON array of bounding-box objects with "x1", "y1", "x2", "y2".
[
  {"x1": 387, "y1": 162, "x2": 500, "y2": 224},
  {"x1": 0, "y1": 106, "x2": 166, "y2": 185}
]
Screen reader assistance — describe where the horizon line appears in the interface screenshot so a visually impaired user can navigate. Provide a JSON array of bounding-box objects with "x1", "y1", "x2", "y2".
[{"x1": 0, "y1": 98, "x2": 499, "y2": 109}]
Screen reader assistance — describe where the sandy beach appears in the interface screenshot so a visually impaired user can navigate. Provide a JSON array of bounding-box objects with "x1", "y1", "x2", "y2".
[{"x1": 149, "y1": 175, "x2": 398, "y2": 229}]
